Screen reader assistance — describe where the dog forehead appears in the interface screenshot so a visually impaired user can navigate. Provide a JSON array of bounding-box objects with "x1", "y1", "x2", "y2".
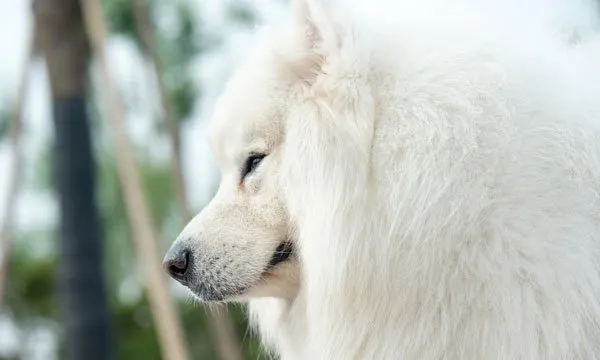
[
  {"x1": 210, "y1": 97, "x2": 283, "y2": 165},
  {"x1": 209, "y1": 62, "x2": 289, "y2": 163}
]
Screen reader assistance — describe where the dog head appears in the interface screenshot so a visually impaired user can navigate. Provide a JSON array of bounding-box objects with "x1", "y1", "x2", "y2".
[{"x1": 163, "y1": 0, "x2": 349, "y2": 302}]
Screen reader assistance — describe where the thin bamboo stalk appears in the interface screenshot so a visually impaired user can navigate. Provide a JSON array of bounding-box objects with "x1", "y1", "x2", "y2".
[
  {"x1": 131, "y1": 1, "x2": 243, "y2": 359},
  {"x1": 80, "y1": 1, "x2": 190, "y2": 359}
]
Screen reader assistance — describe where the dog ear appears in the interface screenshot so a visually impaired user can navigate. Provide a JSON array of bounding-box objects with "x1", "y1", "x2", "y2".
[
  {"x1": 288, "y1": 0, "x2": 343, "y2": 82},
  {"x1": 292, "y1": 0, "x2": 338, "y2": 52}
]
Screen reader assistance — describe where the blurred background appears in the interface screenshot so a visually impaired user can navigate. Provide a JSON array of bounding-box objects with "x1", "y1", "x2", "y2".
[{"x1": 0, "y1": 0, "x2": 288, "y2": 359}]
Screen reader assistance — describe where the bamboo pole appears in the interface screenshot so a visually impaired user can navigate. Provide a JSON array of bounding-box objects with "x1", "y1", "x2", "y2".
[
  {"x1": 0, "y1": 35, "x2": 35, "y2": 308},
  {"x1": 80, "y1": 1, "x2": 190, "y2": 359},
  {"x1": 131, "y1": 0, "x2": 188, "y2": 214},
  {"x1": 130, "y1": 1, "x2": 243, "y2": 360}
]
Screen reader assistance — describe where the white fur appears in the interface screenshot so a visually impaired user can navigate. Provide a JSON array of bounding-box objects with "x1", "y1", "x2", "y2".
[{"x1": 170, "y1": 0, "x2": 600, "y2": 358}]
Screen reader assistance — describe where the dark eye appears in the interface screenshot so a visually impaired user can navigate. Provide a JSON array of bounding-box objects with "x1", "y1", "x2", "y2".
[{"x1": 242, "y1": 154, "x2": 266, "y2": 179}]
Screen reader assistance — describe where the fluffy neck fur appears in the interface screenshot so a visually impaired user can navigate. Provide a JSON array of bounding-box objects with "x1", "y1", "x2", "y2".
[{"x1": 249, "y1": 1, "x2": 600, "y2": 359}]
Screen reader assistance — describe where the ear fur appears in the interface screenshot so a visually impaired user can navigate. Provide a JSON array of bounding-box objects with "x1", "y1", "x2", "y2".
[
  {"x1": 288, "y1": 0, "x2": 344, "y2": 82},
  {"x1": 292, "y1": 0, "x2": 338, "y2": 51}
]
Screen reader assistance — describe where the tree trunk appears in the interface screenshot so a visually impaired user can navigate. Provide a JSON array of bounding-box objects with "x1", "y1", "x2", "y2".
[{"x1": 33, "y1": 1, "x2": 115, "y2": 359}]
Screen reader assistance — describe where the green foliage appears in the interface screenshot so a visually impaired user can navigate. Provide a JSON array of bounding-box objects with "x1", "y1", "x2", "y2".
[
  {"x1": 139, "y1": 158, "x2": 177, "y2": 226},
  {"x1": 96, "y1": 152, "x2": 133, "y2": 290},
  {"x1": 102, "y1": 0, "x2": 205, "y2": 123},
  {"x1": 102, "y1": 0, "x2": 139, "y2": 44},
  {"x1": 167, "y1": 2, "x2": 202, "y2": 59},
  {"x1": 4, "y1": 246, "x2": 264, "y2": 359},
  {"x1": 5, "y1": 233, "x2": 58, "y2": 319},
  {"x1": 178, "y1": 303, "x2": 219, "y2": 359},
  {"x1": 112, "y1": 295, "x2": 263, "y2": 359},
  {"x1": 166, "y1": 75, "x2": 197, "y2": 125},
  {"x1": 114, "y1": 297, "x2": 162, "y2": 359},
  {"x1": 0, "y1": 110, "x2": 9, "y2": 141},
  {"x1": 154, "y1": 1, "x2": 202, "y2": 123},
  {"x1": 229, "y1": 305, "x2": 265, "y2": 358},
  {"x1": 227, "y1": 3, "x2": 257, "y2": 26},
  {"x1": 96, "y1": 151, "x2": 178, "y2": 288}
]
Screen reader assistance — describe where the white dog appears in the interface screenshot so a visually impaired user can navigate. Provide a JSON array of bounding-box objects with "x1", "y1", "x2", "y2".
[{"x1": 164, "y1": 0, "x2": 600, "y2": 358}]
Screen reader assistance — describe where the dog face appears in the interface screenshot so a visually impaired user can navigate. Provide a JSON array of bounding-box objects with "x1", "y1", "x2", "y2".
[
  {"x1": 163, "y1": 0, "x2": 344, "y2": 302},
  {"x1": 163, "y1": 33, "x2": 302, "y2": 302}
]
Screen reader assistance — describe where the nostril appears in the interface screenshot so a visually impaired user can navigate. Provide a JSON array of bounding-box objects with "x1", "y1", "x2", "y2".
[
  {"x1": 163, "y1": 249, "x2": 190, "y2": 280},
  {"x1": 168, "y1": 259, "x2": 187, "y2": 276}
]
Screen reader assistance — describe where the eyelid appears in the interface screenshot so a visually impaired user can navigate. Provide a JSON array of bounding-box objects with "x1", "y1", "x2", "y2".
[{"x1": 240, "y1": 153, "x2": 266, "y2": 180}]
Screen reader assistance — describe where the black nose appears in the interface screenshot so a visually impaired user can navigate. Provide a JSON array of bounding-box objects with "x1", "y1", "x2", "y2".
[{"x1": 163, "y1": 245, "x2": 191, "y2": 281}]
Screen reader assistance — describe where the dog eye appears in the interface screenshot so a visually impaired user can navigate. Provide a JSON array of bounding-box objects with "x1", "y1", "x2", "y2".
[{"x1": 242, "y1": 154, "x2": 266, "y2": 179}]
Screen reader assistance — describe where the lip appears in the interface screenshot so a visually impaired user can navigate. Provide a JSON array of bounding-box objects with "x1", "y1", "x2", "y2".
[
  {"x1": 183, "y1": 242, "x2": 295, "y2": 302},
  {"x1": 267, "y1": 242, "x2": 294, "y2": 268}
]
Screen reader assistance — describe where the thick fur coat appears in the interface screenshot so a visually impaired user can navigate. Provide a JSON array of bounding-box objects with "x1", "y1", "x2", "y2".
[{"x1": 165, "y1": 0, "x2": 600, "y2": 359}]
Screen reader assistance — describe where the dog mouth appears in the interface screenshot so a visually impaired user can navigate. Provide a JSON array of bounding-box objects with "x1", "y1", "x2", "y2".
[{"x1": 187, "y1": 242, "x2": 295, "y2": 302}]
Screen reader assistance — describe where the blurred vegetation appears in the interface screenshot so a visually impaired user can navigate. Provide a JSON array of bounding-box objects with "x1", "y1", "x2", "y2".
[
  {"x1": 0, "y1": 0, "x2": 266, "y2": 359},
  {"x1": 0, "y1": 106, "x2": 12, "y2": 141}
]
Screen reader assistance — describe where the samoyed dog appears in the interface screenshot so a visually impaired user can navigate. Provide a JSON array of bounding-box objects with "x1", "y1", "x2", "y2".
[{"x1": 164, "y1": 0, "x2": 600, "y2": 358}]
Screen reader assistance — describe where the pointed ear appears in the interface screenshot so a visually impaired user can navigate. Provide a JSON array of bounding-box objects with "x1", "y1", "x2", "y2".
[
  {"x1": 291, "y1": 0, "x2": 339, "y2": 53},
  {"x1": 286, "y1": 0, "x2": 347, "y2": 83}
]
